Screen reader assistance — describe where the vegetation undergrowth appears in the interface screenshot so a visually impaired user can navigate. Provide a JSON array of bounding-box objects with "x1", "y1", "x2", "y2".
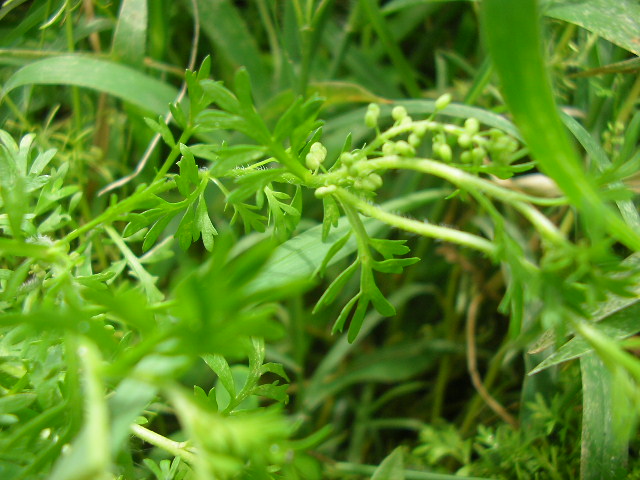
[{"x1": 1, "y1": 0, "x2": 640, "y2": 479}]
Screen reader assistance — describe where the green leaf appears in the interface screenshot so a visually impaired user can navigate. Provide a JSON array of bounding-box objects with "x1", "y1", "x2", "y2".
[
  {"x1": 273, "y1": 97, "x2": 303, "y2": 142},
  {"x1": 112, "y1": 0, "x2": 147, "y2": 65},
  {"x1": 143, "y1": 212, "x2": 176, "y2": 252},
  {"x1": 234, "y1": 67, "x2": 255, "y2": 110},
  {"x1": 529, "y1": 298, "x2": 640, "y2": 375},
  {"x1": 176, "y1": 204, "x2": 196, "y2": 251},
  {"x1": 144, "y1": 116, "x2": 176, "y2": 148},
  {"x1": 106, "y1": 227, "x2": 164, "y2": 303},
  {"x1": 195, "y1": 196, "x2": 218, "y2": 252},
  {"x1": 227, "y1": 168, "x2": 286, "y2": 204},
  {"x1": 369, "y1": 238, "x2": 411, "y2": 259},
  {"x1": 347, "y1": 295, "x2": 370, "y2": 343},
  {"x1": 202, "y1": 354, "x2": 236, "y2": 399},
  {"x1": 313, "y1": 260, "x2": 360, "y2": 314},
  {"x1": 2, "y1": 55, "x2": 178, "y2": 115},
  {"x1": 194, "y1": 0, "x2": 269, "y2": 102},
  {"x1": 0, "y1": 393, "x2": 36, "y2": 414},
  {"x1": 372, "y1": 447, "x2": 405, "y2": 480},
  {"x1": 200, "y1": 80, "x2": 241, "y2": 113},
  {"x1": 373, "y1": 257, "x2": 420, "y2": 274},
  {"x1": 544, "y1": 0, "x2": 640, "y2": 56},
  {"x1": 195, "y1": 109, "x2": 250, "y2": 133},
  {"x1": 29, "y1": 148, "x2": 56, "y2": 176},
  {"x1": 322, "y1": 196, "x2": 341, "y2": 242},
  {"x1": 315, "y1": 231, "x2": 352, "y2": 278},
  {"x1": 178, "y1": 144, "x2": 199, "y2": 187},
  {"x1": 333, "y1": 293, "x2": 360, "y2": 335},
  {"x1": 362, "y1": 268, "x2": 396, "y2": 317},
  {"x1": 251, "y1": 383, "x2": 289, "y2": 404},
  {"x1": 260, "y1": 362, "x2": 290, "y2": 382},
  {"x1": 49, "y1": 341, "x2": 110, "y2": 480},
  {"x1": 580, "y1": 354, "x2": 628, "y2": 479}
]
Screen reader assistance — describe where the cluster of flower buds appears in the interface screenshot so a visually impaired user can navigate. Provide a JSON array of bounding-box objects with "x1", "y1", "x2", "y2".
[
  {"x1": 305, "y1": 142, "x2": 328, "y2": 171},
  {"x1": 364, "y1": 94, "x2": 519, "y2": 168}
]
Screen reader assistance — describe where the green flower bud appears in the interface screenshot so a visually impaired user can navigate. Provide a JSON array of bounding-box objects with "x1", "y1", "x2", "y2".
[
  {"x1": 392, "y1": 105, "x2": 408, "y2": 122},
  {"x1": 365, "y1": 103, "x2": 381, "y2": 128},
  {"x1": 340, "y1": 152, "x2": 355, "y2": 165},
  {"x1": 464, "y1": 118, "x2": 480, "y2": 135},
  {"x1": 315, "y1": 185, "x2": 337, "y2": 198},
  {"x1": 460, "y1": 151, "x2": 473, "y2": 163},
  {"x1": 395, "y1": 140, "x2": 415, "y2": 156},
  {"x1": 408, "y1": 133, "x2": 421, "y2": 147},
  {"x1": 305, "y1": 142, "x2": 327, "y2": 170},
  {"x1": 435, "y1": 93, "x2": 452, "y2": 111},
  {"x1": 458, "y1": 133, "x2": 473, "y2": 149},
  {"x1": 436, "y1": 143, "x2": 452, "y2": 162},
  {"x1": 414, "y1": 123, "x2": 428, "y2": 137},
  {"x1": 366, "y1": 173, "x2": 383, "y2": 190},
  {"x1": 382, "y1": 142, "x2": 396, "y2": 156},
  {"x1": 310, "y1": 141, "x2": 327, "y2": 159},
  {"x1": 472, "y1": 147, "x2": 486, "y2": 162},
  {"x1": 305, "y1": 153, "x2": 321, "y2": 170}
]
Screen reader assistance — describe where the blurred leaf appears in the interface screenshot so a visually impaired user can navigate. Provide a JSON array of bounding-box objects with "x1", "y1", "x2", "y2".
[
  {"x1": 543, "y1": 0, "x2": 640, "y2": 56},
  {"x1": 112, "y1": 0, "x2": 148, "y2": 65},
  {"x1": 371, "y1": 447, "x2": 405, "y2": 480},
  {"x1": 49, "y1": 341, "x2": 110, "y2": 480},
  {"x1": 195, "y1": 0, "x2": 269, "y2": 102},
  {"x1": 0, "y1": 393, "x2": 36, "y2": 414},
  {"x1": 580, "y1": 354, "x2": 628, "y2": 479},
  {"x1": 2, "y1": 55, "x2": 178, "y2": 115},
  {"x1": 529, "y1": 298, "x2": 640, "y2": 375}
]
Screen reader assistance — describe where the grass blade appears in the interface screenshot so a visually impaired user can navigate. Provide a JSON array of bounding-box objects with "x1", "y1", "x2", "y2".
[
  {"x1": 194, "y1": 0, "x2": 269, "y2": 102},
  {"x1": 112, "y1": 0, "x2": 148, "y2": 65},
  {"x1": 2, "y1": 55, "x2": 178, "y2": 115},
  {"x1": 544, "y1": 0, "x2": 640, "y2": 56},
  {"x1": 580, "y1": 354, "x2": 628, "y2": 480},
  {"x1": 359, "y1": 0, "x2": 421, "y2": 97}
]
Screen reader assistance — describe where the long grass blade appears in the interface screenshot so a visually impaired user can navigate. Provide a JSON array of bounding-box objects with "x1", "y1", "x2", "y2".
[{"x1": 2, "y1": 55, "x2": 178, "y2": 115}]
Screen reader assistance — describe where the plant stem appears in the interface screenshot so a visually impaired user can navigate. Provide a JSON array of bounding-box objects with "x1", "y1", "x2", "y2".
[
  {"x1": 131, "y1": 424, "x2": 197, "y2": 464},
  {"x1": 365, "y1": 156, "x2": 567, "y2": 245},
  {"x1": 335, "y1": 188, "x2": 497, "y2": 256}
]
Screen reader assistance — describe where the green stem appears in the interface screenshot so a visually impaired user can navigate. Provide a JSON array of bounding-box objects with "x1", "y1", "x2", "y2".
[
  {"x1": 335, "y1": 187, "x2": 497, "y2": 256},
  {"x1": 365, "y1": 156, "x2": 567, "y2": 245},
  {"x1": 58, "y1": 179, "x2": 175, "y2": 246},
  {"x1": 154, "y1": 129, "x2": 194, "y2": 181},
  {"x1": 130, "y1": 424, "x2": 197, "y2": 464}
]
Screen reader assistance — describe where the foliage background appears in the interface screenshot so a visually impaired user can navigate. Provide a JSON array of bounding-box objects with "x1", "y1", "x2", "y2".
[{"x1": 1, "y1": 0, "x2": 640, "y2": 479}]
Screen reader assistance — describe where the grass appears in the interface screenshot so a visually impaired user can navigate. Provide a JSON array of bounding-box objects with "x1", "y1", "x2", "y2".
[{"x1": 1, "y1": 1, "x2": 640, "y2": 479}]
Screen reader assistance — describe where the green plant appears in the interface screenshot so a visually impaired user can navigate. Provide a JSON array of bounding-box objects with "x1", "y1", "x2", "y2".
[{"x1": 1, "y1": 1, "x2": 640, "y2": 479}]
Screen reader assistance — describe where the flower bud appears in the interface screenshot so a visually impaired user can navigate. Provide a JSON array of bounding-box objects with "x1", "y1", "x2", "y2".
[
  {"x1": 382, "y1": 142, "x2": 396, "y2": 156},
  {"x1": 365, "y1": 103, "x2": 380, "y2": 128},
  {"x1": 408, "y1": 133, "x2": 421, "y2": 147},
  {"x1": 436, "y1": 143, "x2": 452, "y2": 162},
  {"x1": 315, "y1": 185, "x2": 337, "y2": 198},
  {"x1": 458, "y1": 133, "x2": 473, "y2": 149},
  {"x1": 464, "y1": 118, "x2": 480, "y2": 135},
  {"x1": 435, "y1": 93, "x2": 452, "y2": 111},
  {"x1": 395, "y1": 140, "x2": 415, "y2": 156},
  {"x1": 392, "y1": 105, "x2": 408, "y2": 122}
]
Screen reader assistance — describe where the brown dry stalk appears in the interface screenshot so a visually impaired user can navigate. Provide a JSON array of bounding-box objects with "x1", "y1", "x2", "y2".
[{"x1": 466, "y1": 292, "x2": 519, "y2": 429}]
